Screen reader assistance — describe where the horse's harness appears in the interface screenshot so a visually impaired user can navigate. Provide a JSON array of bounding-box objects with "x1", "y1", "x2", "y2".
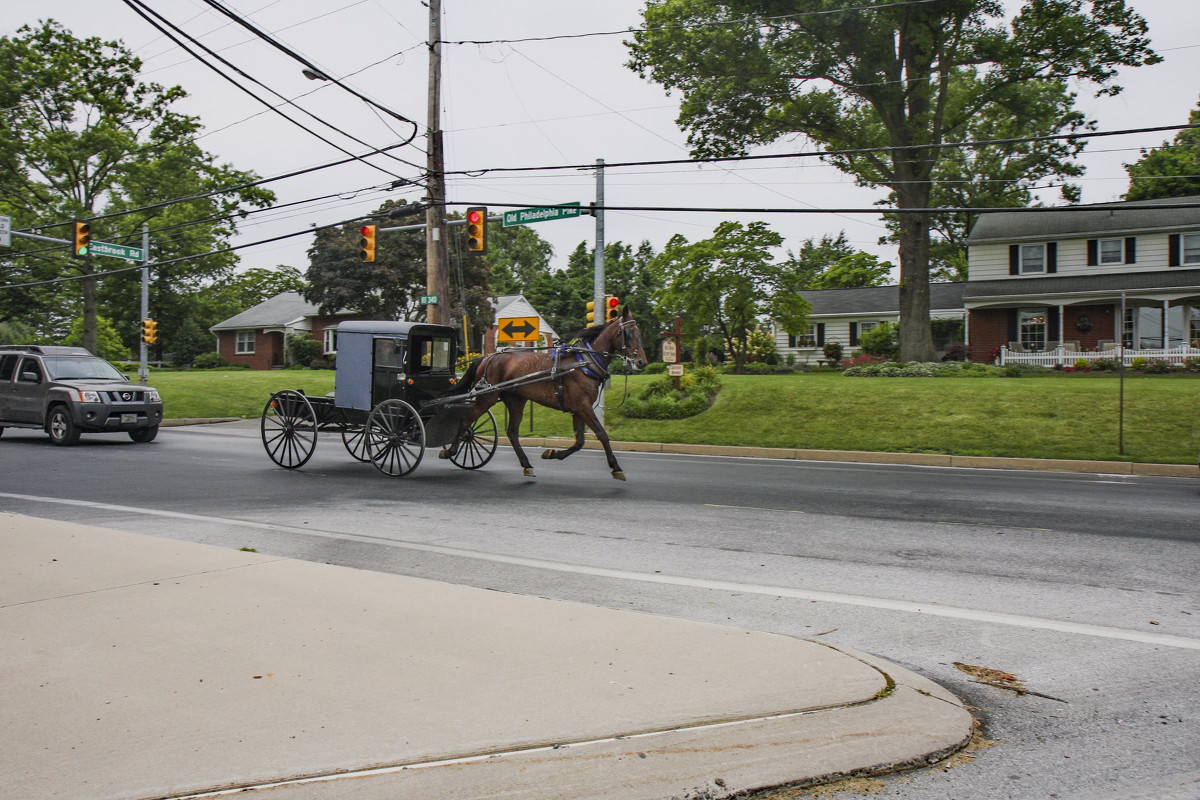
[{"x1": 475, "y1": 319, "x2": 640, "y2": 412}]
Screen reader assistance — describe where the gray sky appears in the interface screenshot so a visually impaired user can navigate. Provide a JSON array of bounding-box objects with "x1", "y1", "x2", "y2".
[{"x1": 7, "y1": 1, "x2": 1199, "y2": 278}]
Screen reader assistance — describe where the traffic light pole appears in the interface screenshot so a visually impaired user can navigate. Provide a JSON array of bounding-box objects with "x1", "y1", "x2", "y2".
[
  {"x1": 139, "y1": 223, "x2": 150, "y2": 384},
  {"x1": 593, "y1": 158, "x2": 606, "y2": 426}
]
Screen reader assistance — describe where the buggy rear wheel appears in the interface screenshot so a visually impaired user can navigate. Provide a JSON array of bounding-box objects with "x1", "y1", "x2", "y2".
[
  {"x1": 448, "y1": 409, "x2": 498, "y2": 470},
  {"x1": 261, "y1": 390, "x2": 317, "y2": 469},
  {"x1": 366, "y1": 399, "x2": 425, "y2": 477},
  {"x1": 340, "y1": 411, "x2": 371, "y2": 462}
]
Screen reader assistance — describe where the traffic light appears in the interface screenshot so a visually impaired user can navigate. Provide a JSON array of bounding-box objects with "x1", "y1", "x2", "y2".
[
  {"x1": 141, "y1": 319, "x2": 158, "y2": 345},
  {"x1": 586, "y1": 300, "x2": 597, "y2": 325},
  {"x1": 359, "y1": 224, "x2": 377, "y2": 262},
  {"x1": 73, "y1": 221, "x2": 91, "y2": 258},
  {"x1": 605, "y1": 295, "x2": 620, "y2": 323},
  {"x1": 466, "y1": 207, "x2": 487, "y2": 253}
]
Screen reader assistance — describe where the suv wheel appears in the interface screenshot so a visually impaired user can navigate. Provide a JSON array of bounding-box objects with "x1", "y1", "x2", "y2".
[
  {"x1": 129, "y1": 425, "x2": 158, "y2": 443},
  {"x1": 47, "y1": 406, "x2": 80, "y2": 446}
]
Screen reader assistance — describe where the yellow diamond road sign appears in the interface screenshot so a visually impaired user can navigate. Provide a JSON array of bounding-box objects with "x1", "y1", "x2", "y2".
[{"x1": 498, "y1": 316, "x2": 539, "y2": 343}]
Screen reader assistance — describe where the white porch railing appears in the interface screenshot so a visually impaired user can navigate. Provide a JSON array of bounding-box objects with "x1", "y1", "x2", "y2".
[{"x1": 999, "y1": 345, "x2": 1200, "y2": 367}]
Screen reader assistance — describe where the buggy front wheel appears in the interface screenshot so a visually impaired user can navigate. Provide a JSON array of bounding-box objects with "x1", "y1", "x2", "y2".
[
  {"x1": 366, "y1": 399, "x2": 425, "y2": 477},
  {"x1": 261, "y1": 390, "x2": 317, "y2": 469},
  {"x1": 448, "y1": 409, "x2": 498, "y2": 470}
]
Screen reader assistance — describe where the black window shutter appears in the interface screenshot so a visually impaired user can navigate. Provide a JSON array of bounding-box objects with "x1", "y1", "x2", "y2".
[
  {"x1": 1007, "y1": 309, "x2": 1018, "y2": 344},
  {"x1": 788, "y1": 334, "x2": 796, "y2": 348},
  {"x1": 1009, "y1": 245, "x2": 1020, "y2": 275},
  {"x1": 816, "y1": 323, "x2": 826, "y2": 346},
  {"x1": 1168, "y1": 234, "x2": 1181, "y2": 266},
  {"x1": 849, "y1": 322, "x2": 859, "y2": 346},
  {"x1": 1048, "y1": 307, "x2": 1060, "y2": 341},
  {"x1": 1086, "y1": 240, "x2": 1098, "y2": 266},
  {"x1": 1046, "y1": 242, "x2": 1058, "y2": 273},
  {"x1": 1125, "y1": 237, "x2": 1136, "y2": 264}
]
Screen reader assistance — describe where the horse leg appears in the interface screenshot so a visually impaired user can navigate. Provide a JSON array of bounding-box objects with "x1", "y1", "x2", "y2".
[
  {"x1": 574, "y1": 405, "x2": 626, "y2": 481},
  {"x1": 502, "y1": 394, "x2": 537, "y2": 477},
  {"x1": 541, "y1": 413, "x2": 587, "y2": 461}
]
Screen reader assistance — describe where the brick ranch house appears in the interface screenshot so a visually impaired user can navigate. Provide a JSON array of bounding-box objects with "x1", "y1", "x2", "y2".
[
  {"x1": 774, "y1": 195, "x2": 1200, "y2": 363},
  {"x1": 209, "y1": 292, "x2": 361, "y2": 369}
]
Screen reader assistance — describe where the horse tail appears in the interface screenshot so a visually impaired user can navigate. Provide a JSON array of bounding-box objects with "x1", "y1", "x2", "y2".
[{"x1": 447, "y1": 357, "x2": 483, "y2": 396}]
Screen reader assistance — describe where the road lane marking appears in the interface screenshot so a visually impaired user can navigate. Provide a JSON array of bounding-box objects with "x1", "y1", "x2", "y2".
[
  {"x1": 4, "y1": 492, "x2": 1198, "y2": 651},
  {"x1": 706, "y1": 503, "x2": 805, "y2": 514}
]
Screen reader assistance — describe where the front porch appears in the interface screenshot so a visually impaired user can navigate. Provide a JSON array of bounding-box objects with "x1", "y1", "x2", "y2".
[{"x1": 999, "y1": 344, "x2": 1200, "y2": 367}]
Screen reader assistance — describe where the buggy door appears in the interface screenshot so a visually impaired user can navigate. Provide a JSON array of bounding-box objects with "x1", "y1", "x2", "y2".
[
  {"x1": 371, "y1": 337, "x2": 409, "y2": 407},
  {"x1": 406, "y1": 334, "x2": 454, "y2": 409}
]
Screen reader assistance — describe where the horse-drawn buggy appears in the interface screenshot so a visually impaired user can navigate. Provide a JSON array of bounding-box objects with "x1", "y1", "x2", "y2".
[{"x1": 260, "y1": 311, "x2": 648, "y2": 480}]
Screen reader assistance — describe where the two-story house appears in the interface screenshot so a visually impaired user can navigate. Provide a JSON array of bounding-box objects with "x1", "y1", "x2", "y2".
[
  {"x1": 774, "y1": 195, "x2": 1200, "y2": 364},
  {"x1": 964, "y1": 195, "x2": 1200, "y2": 359}
]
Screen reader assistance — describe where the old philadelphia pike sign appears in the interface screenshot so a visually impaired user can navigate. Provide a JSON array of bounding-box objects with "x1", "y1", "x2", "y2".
[{"x1": 501, "y1": 202, "x2": 582, "y2": 227}]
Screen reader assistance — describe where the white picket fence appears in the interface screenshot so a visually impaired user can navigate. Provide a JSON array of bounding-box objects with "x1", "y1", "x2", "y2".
[{"x1": 999, "y1": 345, "x2": 1200, "y2": 367}]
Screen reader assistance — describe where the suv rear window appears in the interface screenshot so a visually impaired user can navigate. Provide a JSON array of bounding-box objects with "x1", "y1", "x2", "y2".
[{"x1": 0, "y1": 354, "x2": 16, "y2": 381}]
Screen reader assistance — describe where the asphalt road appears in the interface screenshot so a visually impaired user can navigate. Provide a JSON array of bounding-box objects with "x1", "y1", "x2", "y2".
[{"x1": 1, "y1": 422, "x2": 1197, "y2": 799}]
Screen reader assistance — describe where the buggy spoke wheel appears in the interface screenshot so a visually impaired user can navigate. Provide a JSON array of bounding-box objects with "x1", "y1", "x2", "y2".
[
  {"x1": 341, "y1": 423, "x2": 371, "y2": 462},
  {"x1": 366, "y1": 399, "x2": 424, "y2": 477},
  {"x1": 261, "y1": 390, "x2": 317, "y2": 469},
  {"x1": 449, "y1": 409, "x2": 498, "y2": 470}
]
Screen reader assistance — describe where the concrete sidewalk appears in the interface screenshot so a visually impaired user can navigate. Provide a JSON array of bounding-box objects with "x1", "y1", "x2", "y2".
[{"x1": 1, "y1": 513, "x2": 971, "y2": 800}]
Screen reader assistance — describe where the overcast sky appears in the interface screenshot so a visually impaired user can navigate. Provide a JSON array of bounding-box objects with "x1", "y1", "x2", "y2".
[{"x1": 7, "y1": 1, "x2": 1199, "y2": 279}]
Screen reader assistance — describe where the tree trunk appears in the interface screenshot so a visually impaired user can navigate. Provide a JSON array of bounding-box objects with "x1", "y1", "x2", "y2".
[{"x1": 894, "y1": 187, "x2": 937, "y2": 363}]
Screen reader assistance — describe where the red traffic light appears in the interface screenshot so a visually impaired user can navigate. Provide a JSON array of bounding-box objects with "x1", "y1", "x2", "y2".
[
  {"x1": 466, "y1": 206, "x2": 487, "y2": 253},
  {"x1": 606, "y1": 297, "x2": 619, "y2": 309},
  {"x1": 467, "y1": 209, "x2": 483, "y2": 224}
]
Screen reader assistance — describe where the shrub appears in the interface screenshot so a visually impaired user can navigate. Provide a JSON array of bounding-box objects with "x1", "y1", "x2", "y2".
[
  {"x1": 1130, "y1": 356, "x2": 1148, "y2": 370},
  {"x1": 1142, "y1": 359, "x2": 1172, "y2": 374},
  {"x1": 741, "y1": 361, "x2": 778, "y2": 374},
  {"x1": 621, "y1": 365, "x2": 721, "y2": 419},
  {"x1": 191, "y1": 352, "x2": 226, "y2": 369},
  {"x1": 1073, "y1": 358, "x2": 1091, "y2": 370},
  {"x1": 822, "y1": 341, "x2": 843, "y2": 367},
  {"x1": 642, "y1": 361, "x2": 668, "y2": 374},
  {"x1": 1183, "y1": 357, "x2": 1200, "y2": 373},
  {"x1": 285, "y1": 333, "x2": 322, "y2": 368},
  {"x1": 859, "y1": 321, "x2": 899, "y2": 359},
  {"x1": 941, "y1": 342, "x2": 970, "y2": 361},
  {"x1": 1093, "y1": 358, "x2": 1119, "y2": 371}
]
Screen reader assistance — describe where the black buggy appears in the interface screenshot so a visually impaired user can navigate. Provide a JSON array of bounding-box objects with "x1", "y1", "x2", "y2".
[{"x1": 260, "y1": 321, "x2": 497, "y2": 476}]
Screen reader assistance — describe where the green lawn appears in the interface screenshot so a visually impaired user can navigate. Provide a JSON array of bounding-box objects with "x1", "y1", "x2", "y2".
[{"x1": 153, "y1": 369, "x2": 1200, "y2": 464}]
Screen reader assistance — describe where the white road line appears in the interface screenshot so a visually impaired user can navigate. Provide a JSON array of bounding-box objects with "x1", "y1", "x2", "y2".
[{"x1": 4, "y1": 492, "x2": 1198, "y2": 651}]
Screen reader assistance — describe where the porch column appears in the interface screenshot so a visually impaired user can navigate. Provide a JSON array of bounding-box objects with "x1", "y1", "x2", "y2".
[
  {"x1": 1162, "y1": 300, "x2": 1169, "y2": 348},
  {"x1": 1058, "y1": 304, "x2": 1065, "y2": 365}
]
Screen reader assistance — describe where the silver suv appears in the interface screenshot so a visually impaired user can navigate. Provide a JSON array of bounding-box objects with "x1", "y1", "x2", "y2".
[{"x1": 0, "y1": 345, "x2": 164, "y2": 446}]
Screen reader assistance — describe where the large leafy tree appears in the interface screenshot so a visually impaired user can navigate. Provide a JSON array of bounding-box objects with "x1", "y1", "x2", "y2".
[
  {"x1": 0, "y1": 21, "x2": 274, "y2": 354},
  {"x1": 628, "y1": 0, "x2": 1158, "y2": 360},
  {"x1": 650, "y1": 221, "x2": 810, "y2": 372},
  {"x1": 787, "y1": 231, "x2": 894, "y2": 288},
  {"x1": 1124, "y1": 99, "x2": 1200, "y2": 201}
]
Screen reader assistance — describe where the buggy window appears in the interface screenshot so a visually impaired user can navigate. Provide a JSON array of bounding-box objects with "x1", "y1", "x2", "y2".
[
  {"x1": 412, "y1": 337, "x2": 452, "y2": 372},
  {"x1": 373, "y1": 338, "x2": 406, "y2": 369}
]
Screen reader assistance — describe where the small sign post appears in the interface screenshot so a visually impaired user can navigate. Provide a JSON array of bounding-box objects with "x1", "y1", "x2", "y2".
[{"x1": 661, "y1": 315, "x2": 685, "y2": 390}]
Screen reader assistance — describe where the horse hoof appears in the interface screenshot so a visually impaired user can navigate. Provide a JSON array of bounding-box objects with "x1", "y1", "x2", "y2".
[
  {"x1": 438, "y1": 448, "x2": 450, "y2": 459},
  {"x1": 523, "y1": 468, "x2": 536, "y2": 478},
  {"x1": 540, "y1": 449, "x2": 555, "y2": 460},
  {"x1": 612, "y1": 471, "x2": 626, "y2": 481}
]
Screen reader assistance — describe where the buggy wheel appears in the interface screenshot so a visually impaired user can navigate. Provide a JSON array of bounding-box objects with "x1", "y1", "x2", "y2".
[
  {"x1": 261, "y1": 390, "x2": 317, "y2": 469},
  {"x1": 448, "y1": 409, "x2": 498, "y2": 470},
  {"x1": 366, "y1": 399, "x2": 424, "y2": 477},
  {"x1": 341, "y1": 424, "x2": 371, "y2": 462}
]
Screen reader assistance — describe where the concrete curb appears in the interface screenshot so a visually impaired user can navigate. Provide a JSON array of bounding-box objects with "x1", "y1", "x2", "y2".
[{"x1": 520, "y1": 436, "x2": 1198, "y2": 478}]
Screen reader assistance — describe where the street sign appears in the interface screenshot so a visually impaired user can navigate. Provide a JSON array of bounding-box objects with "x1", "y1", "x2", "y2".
[
  {"x1": 419, "y1": 294, "x2": 439, "y2": 304},
  {"x1": 502, "y1": 202, "x2": 581, "y2": 227},
  {"x1": 89, "y1": 240, "x2": 144, "y2": 262},
  {"x1": 497, "y1": 316, "x2": 539, "y2": 343},
  {"x1": 667, "y1": 364, "x2": 685, "y2": 377},
  {"x1": 0, "y1": 215, "x2": 10, "y2": 248}
]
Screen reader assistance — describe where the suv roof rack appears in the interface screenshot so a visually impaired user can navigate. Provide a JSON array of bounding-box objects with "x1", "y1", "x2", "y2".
[{"x1": 0, "y1": 345, "x2": 93, "y2": 356}]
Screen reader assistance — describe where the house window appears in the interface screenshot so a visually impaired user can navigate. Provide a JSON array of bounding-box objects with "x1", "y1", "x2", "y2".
[
  {"x1": 1190, "y1": 315, "x2": 1200, "y2": 348},
  {"x1": 1184, "y1": 233, "x2": 1200, "y2": 265},
  {"x1": 1019, "y1": 309, "x2": 1047, "y2": 351},
  {"x1": 1018, "y1": 244, "x2": 1046, "y2": 274},
  {"x1": 795, "y1": 325, "x2": 817, "y2": 347},
  {"x1": 323, "y1": 328, "x2": 337, "y2": 355},
  {"x1": 235, "y1": 330, "x2": 255, "y2": 354},
  {"x1": 1098, "y1": 238, "x2": 1124, "y2": 264},
  {"x1": 1123, "y1": 307, "x2": 1136, "y2": 348},
  {"x1": 859, "y1": 321, "x2": 878, "y2": 335}
]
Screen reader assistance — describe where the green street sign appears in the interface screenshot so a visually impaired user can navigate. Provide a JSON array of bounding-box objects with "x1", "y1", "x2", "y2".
[
  {"x1": 502, "y1": 202, "x2": 582, "y2": 227},
  {"x1": 419, "y1": 294, "x2": 439, "y2": 304},
  {"x1": 89, "y1": 240, "x2": 144, "y2": 262}
]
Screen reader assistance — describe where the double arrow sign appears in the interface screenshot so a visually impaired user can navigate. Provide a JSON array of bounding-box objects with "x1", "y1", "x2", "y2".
[{"x1": 497, "y1": 316, "x2": 539, "y2": 343}]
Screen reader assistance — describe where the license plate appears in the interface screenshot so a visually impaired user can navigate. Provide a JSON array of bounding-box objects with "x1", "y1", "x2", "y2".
[{"x1": 121, "y1": 414, "x2": 138, "y2": 424}]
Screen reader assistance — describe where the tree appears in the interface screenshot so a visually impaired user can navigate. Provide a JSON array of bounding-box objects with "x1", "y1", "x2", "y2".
[
  {"x1": 1124, "y1": 99, "x2": 1200, "y2": 201},
  {"x1": 628, "y1": 0, "x2": 1158, "y2": 360},
  {"x1": 784, "y1": 231, "x2": 893, "y2": 288},
  {"x1": 649, "y1": 221, "x2": 810, "y2": 373},
  {"x1": 62, "y1": 316, "x2": 131, "y2": 361},
  {"x1": 0, "y1": 21, "x2": 275, "y2": 354},
  {"x1": 486, "y1": 225, "x2": 555, "y2": 296}
]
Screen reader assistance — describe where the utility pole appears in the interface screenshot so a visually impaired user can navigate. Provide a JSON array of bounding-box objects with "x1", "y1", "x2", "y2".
[
  {"x1": 593, "y1": 158, "x2": 606, "y2": 425},
  {"x1": 139, "y1": 223, "x2": 150, "y2": 384},
  {"x1": 425, "y1": 0, "x2": 451, "y2": 325}
]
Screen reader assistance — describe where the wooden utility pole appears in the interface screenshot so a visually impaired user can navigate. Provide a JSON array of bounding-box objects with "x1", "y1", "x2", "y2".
[{"x1": 425, "y1": 0, "x2": 451, "y2": 325}]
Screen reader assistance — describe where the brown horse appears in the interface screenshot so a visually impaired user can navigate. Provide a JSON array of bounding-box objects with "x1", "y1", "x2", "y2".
[{"x1": 440, "y1": 308, "x2": 648, "y2": 480}]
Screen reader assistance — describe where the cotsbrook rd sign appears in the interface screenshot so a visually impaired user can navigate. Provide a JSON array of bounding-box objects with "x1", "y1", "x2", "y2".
[{"x1": 501, "y1": 203, "x2": 582, "y2": 227}]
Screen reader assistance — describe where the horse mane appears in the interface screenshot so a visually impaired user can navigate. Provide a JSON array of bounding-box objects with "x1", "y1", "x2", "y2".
[{"x1": 565, "y1": 323, "x2": 608, "y2": 344}]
